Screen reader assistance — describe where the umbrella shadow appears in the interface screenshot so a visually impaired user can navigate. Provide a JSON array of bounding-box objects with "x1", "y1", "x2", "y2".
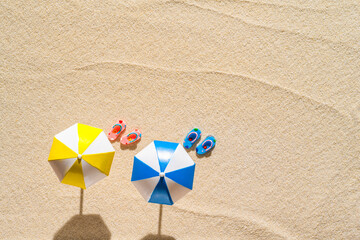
[
  {"x1": 141, "y1": 205, "x2": 176, "y2": 240},
  {"x1": 53, "y1": 189, "x2": 111, "y2": 240},
  {"x1": 53, "y1": 214, "x2": 111, "y2": 240},
  {"x1": 141, "y1": 234, "x2": 175, "y2": 240},
  {"x1": 79, "y1": 188, "x2": 84, "y2": 215}
]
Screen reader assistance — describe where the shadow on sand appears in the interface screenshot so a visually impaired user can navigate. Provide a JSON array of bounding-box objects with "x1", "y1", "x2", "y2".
[
  {"x1": 141, "y1": 205, "x2": 176, "y2": 240},
  {"x1": 120, "y1": 143, "x2": 138, "y2": 150},
  {"x1": 53, "y1": 189, "x2": 111, "y2": 240},
  {"x1": 53, "y1": 214, "x2": 111, "y2": 240},
  {"x1": 140, "y1": 234, "x2": 175, "y2": 240}
]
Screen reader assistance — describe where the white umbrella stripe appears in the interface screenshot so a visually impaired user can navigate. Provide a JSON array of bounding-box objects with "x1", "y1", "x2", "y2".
[
  {"x1": 82, "y1": 161, "x2": 107, "y2": 188},
  {"x1": 54, "y1": 124, "x2": 79, "y2": 154},
  {"x1": 49, "y1": 158, "x2": 77, "y2": 181},
  {"x1": 134, "y1": 141, "x2": 160, "y2": 173},
  {"x1": 164, "y1": 145, "x2": 194, "y2": 173},
  {"x1": 132, "y1": 176, "x2": 160, "y2": 201},
  {"x1": 132, "y1": 141, "x2": 195, "y2": 205},
  {"x1": 82, "y1": 132, "x2": 115, "y2": 155},
  {"x1": 164, "y1": 177, "x2": 191, "y2": 203}
]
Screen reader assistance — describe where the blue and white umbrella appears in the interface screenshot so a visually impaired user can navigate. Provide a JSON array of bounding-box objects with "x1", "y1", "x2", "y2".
[{"x1": 131, "y1": 140, "x2": 195, "y2": 205}]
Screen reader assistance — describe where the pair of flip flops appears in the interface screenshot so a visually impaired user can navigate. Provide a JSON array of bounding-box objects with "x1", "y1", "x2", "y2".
[
  {"x1": 108, "y1": 120, "x2": 142, "y2": 145},
  {"x1": 183, "y1": 128, "x2": 216, "y2": 155}
]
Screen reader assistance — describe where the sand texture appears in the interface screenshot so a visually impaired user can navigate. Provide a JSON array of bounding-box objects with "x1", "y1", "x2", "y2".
[{"x1": 1, "y1": 0, "x2": 359, "y2": 239}]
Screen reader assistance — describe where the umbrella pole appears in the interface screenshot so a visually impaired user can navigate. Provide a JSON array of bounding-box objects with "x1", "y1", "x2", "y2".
[
  {"x1": 158, "y1": 204, "x2": 163, "y2": 236},
  {"x1": 79, "y1": 188, "x2": 84, "y2": 215}
]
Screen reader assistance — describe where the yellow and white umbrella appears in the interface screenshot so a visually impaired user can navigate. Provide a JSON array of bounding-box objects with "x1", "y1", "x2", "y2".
[{"x1": 48, "y1": 123, "x2": 115, "y2": 189}]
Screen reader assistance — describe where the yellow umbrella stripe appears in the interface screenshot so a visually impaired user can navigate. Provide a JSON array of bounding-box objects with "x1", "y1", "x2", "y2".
[
  {"x1": 78, "y1": 123, "x2": 102, "y2": 154},
  {"x1": 61, "y1": 160, "x2": 86, "y2": 189},
  {"x1": 48, "y1": 138, "x2": 78, "y2": 161},
  {"x1": 82, "y1": 152, "x2": 115, "y2": 176},
  {"x1": 48, "y1": 123, "x2": 115, "y2": 189}
]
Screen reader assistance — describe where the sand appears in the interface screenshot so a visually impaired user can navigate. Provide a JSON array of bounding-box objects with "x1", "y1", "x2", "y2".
[{"x1": 1, "y1": 0, "x2": 359, "y2": 239}]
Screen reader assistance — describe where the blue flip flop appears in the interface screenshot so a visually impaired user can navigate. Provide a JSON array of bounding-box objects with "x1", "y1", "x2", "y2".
[
  {"x1": 183, "y1": 128, "x2": 202, "y2": 149},
  {"x1": 196, "y1": 135, "x2": 216, "y2": 155}
]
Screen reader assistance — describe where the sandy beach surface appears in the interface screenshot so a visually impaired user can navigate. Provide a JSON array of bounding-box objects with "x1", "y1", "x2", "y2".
[{"x1": 1, "y1": 0, "x2": 359, "y2": 239}]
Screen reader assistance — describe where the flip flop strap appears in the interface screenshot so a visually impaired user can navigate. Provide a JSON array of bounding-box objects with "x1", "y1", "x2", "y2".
[
  {"x1": 112, "y1": 124, "x2": 123, "y2": 134},
  {"x1": 186, "y1": 131, "x2": 198, "y2": 143},
  {"x1": 202, "y1": 139, "x2": 213, "y2": 151},
  {"x1": 128, "y1": 132, "x2": 138, "y2": 143}
]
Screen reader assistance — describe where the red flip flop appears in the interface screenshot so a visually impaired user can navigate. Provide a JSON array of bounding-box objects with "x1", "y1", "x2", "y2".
[
  {"x1": 120, "y1": 128, "x2": 142, "y2": 145},
  {"x1": 108, "y1": 120, "x2": 126, "y2": 141}
]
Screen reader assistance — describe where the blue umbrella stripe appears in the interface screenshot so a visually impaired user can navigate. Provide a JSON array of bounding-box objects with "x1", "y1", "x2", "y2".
[
  {"x1": 154, "y1": 140, "x2": 179, "y2": 172},
  {"x1": 164, "y1": 165, "x2": 195, "y2": 190},
  {"x1": 131, "y1": 156, "x2": 159, "y2": 181},
  {"x1": 148, "y1": 177, "x2": 173, "y2": 205},
  {"x1": 132, "y1": 141, "x2": 195, "y2": 205}
]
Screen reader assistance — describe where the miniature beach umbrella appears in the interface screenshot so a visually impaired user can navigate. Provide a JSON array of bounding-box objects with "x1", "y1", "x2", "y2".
[
  {"x1": 131, "y1": 140, "x2": 195, "y2": 205},
  {"x1": 48, "y1": 123, "x2": 115, "y2": 189}
]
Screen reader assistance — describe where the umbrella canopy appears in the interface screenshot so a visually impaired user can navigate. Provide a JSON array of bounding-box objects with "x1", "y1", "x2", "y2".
[
  {"x1": 131, "y1": 140, "x2": 195, "y2": 205},
  {"x1": 48, "y1": 123, "x2": 115, "y2": 189}
]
